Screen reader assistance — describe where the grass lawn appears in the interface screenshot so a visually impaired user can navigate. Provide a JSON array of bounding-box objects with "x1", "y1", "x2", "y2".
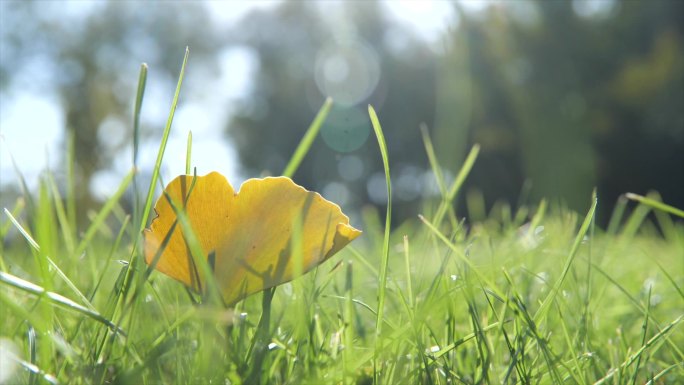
[{"x1": 1, "y1": 55, "x2": 682, "y2": 384}]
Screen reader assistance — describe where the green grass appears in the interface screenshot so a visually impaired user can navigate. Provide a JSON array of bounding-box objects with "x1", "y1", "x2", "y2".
[{"x1": 1, "y1": 56, "x2": 683, "y2": 385}]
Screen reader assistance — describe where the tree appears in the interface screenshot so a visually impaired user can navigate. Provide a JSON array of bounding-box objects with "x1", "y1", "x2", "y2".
[
  {"x1": 1, "y1": 1, "x2": 222, "y2": 225},
  {"x1": 227, "y1": 1, "x2": 440, "y2": 223}
]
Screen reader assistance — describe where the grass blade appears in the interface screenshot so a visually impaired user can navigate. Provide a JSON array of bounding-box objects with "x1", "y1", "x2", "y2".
[
  {"x1": 594, "y1": 315, "x2": 683, "y2": 385},
  {"x1": 606, "y1": 194, "x2": 628, "y2": 235},
  {"x1": 6, "y1": 143, "x2": 36, "y2": 217},
  {"x1": 625, "y1": 192, "x2": 684, "y2": 218},
  {"x1": 46, "y1": 172, "x2": 75, "y2": 254},
  {"x1": 419, "y1": 214, "x2": 504, "y2": 299},
  {"x1": 431, "y1": 144, "x2": 480, "y2": 227},
  {"x1": 0, "y1": 271, "x2": 125, "y2": 335},
  {"x1": 4, "y1": 207, "x2": 40, "y2": 251},
  {"x1": 139, "y1": 47, "x2": 189, "y2": 233},
  {"x1": 132, "y1": 63, "x2": 148, "y2": 240},
  {"x1": 282, "y1": 97, "x2": 333, "y2": 178},
  {"x1": 5, "y1": 208, "x2": 101, "y2": 313},
  {"x1": 186, "y1": 130, "x2": 193, "y2": 175},
  {"x1": 65, "y1": 130, "x2": 77, "y2": 235},
  {"x1": 368, "y1": 105, "x2": 392, "y2": 380},
  {"x1": 403, "y1": 235, "x2": 413, "y2": 309},
  {"x1": 248, "y1": 97, "x2": 334, "y2": 380},
  {"x1": 120, "y1": 49, "x2": 188, "y2": 321},
  {"x1": 74, "y1": 168, "x2": 135, "y2": 257},
  {"x1": 133, "y1": 63, "x2": 147, "y2": 170},
  {"x1": 534, "y1": 190, "x2": 597, "y2": 322},
  {"x1": 420, "y1": 124, "x2": 447, "y2": 197}
]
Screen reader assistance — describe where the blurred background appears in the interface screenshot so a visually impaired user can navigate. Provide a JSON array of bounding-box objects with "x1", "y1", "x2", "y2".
[{"x1": 1, "y1": 0, "x2": 682, "y2": 229}]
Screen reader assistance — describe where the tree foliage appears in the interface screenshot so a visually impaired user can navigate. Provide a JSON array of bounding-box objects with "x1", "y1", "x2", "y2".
[{"x1": 2, "y1": 0, "x2": 682, "y2": 226}]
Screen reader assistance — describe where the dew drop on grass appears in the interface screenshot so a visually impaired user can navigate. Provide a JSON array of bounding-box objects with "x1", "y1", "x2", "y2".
[
  {"x1": 535, "y1": 271, "x2": 549, "y2": 284},
  {"x1": 642, "y1": 277, "x2": 656, "y2": 292},
  {"x1": 650, "y1": 294, "x2": 662, "y2": 306}
]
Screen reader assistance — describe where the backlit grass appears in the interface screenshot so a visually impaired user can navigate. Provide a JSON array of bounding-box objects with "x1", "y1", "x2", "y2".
[{"x1": 1, "y1": 55, "x2": 682, "y2": 385}]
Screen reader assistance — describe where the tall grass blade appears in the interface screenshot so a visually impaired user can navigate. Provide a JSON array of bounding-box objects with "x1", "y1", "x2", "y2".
[
  {"x1": 65, "y1": 130, "x2": 77, "y2": 233},
  {"x1": 121, "y1": 49, "x2": 188, "y2": 321},
  {"x1": 6, "y1": 146, "x2": 35, "y2": 217},
  {"x1": 133, "y1": 63, "x2": 147, "y2": 170},
  {"x1": 0, "y1": 271, "x2": 125, "y2": 335},
  {"x1": 246, "y1": 97, "x2": 336, "y2": 379},
  {"x1": 139, "y1": 47, "x2": 189, "y2": 233},
  {"x1": 13, "y1": 357, "x2": 58, "y2": 385},
  {"x1": 644, "y1": 363, "x2": 684, "y2": 385},
  {"x1": 418, "y1": 214, "x2": 504, "y2": 299},
  {"x1": 4, "y1": 208, "x2": 96, "y2": 311},
  {"x1": 90, "y1": 215, "x2": 130, "y2": 301},
  {"x1": 630, "y1": 287, "x2": 651, "y2": 385},
  {"x1": 186, "y1": 130, "x2": 193, "y2": 175},
  {"x1": 74, "y1": 168, "x2": 135, "y2": 257},
  {"x1": 0, "y1": 199, "x2": 25, "y2": 271},
  {"x1": 594, "y1": 315, "x2": 683, "y2": 385},
  {"x1": 625, "y1": 192, "x2": 684, "y2": 218},
  {"x1": 343, "y1": 261, "x2": 354, "y2": 384},
  {"x1": 420, "y1": 124, "x2": 447, "y2": 197},
  {"x1": 0, "y1": 199, "x2": 25, "y2": 239},
  {"x1": 526, "y1": 199, "x2": 547, "y2": 237},
  {"x1": 282, "y1": 97, "x2": 333, "y2": 178},
  {"x1": 431, "y1": 144, "x2": 480, "y2": 227},
  {"x1": 656, "y1": 261, "x2": 684, "y2": 301},
  {"x1": 132, "y1": 63, "x2": 148, "y2": 241},
  {"x1": 621, "y1": 194, "x2": 652, "y2": 238},
  {"x1": 155, "y1": 188, "x2": 223, "y2": 306},
  {"x1": 368, "y1": 105, "x2": 392, "y2": 381},
  {"x1": 46, "y1": 173, "x2": 75, "y2": 254},
  {"x1": 4, "y1": 208, "x2": 40, "y2": 251},
  {"x1": 402, "y1": 235, "x2": 413, "y2": 309},
  {"x1": 534, "y1": 190, "x2": 597, "y2": 322},
  {"x1": 428, "y1": 321, "x2": 502, "y2": 360},
  {"x1": 607, "y1": 194, "x2": 628, "y2": 235}
]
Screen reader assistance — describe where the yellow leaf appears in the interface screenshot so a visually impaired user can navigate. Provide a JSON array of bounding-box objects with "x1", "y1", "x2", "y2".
[{"x1": 144, "y1": 172, "x2": 361, "y2": 306}]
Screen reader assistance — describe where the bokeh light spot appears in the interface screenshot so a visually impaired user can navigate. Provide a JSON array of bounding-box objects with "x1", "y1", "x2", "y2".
[
  {"x1": 321, "y1": 105, "x2": 370, "y2": 153},
  {"x1": 314, "y1": 38, "x2": 380, "y2": 106},
  {"x1": 338, "y1": 155, "x2": 364, "y2": 181},
  {"x1": 322, "y1": 181, "x2": 350, "y2": 206},
  {"x1": 367, "y1": 172, "x2": 388, "y2": 205},
  {"x1": 572, "y1": 0, "x2": 617, "y2": 19},
  {"x1": 395, "y1": 166, "x2": 423, "y2": 201}
]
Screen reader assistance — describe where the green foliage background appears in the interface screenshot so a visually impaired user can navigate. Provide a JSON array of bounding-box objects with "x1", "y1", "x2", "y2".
[{"x1": 1, "y1": 0, "x2": 682, "y2": 227}]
